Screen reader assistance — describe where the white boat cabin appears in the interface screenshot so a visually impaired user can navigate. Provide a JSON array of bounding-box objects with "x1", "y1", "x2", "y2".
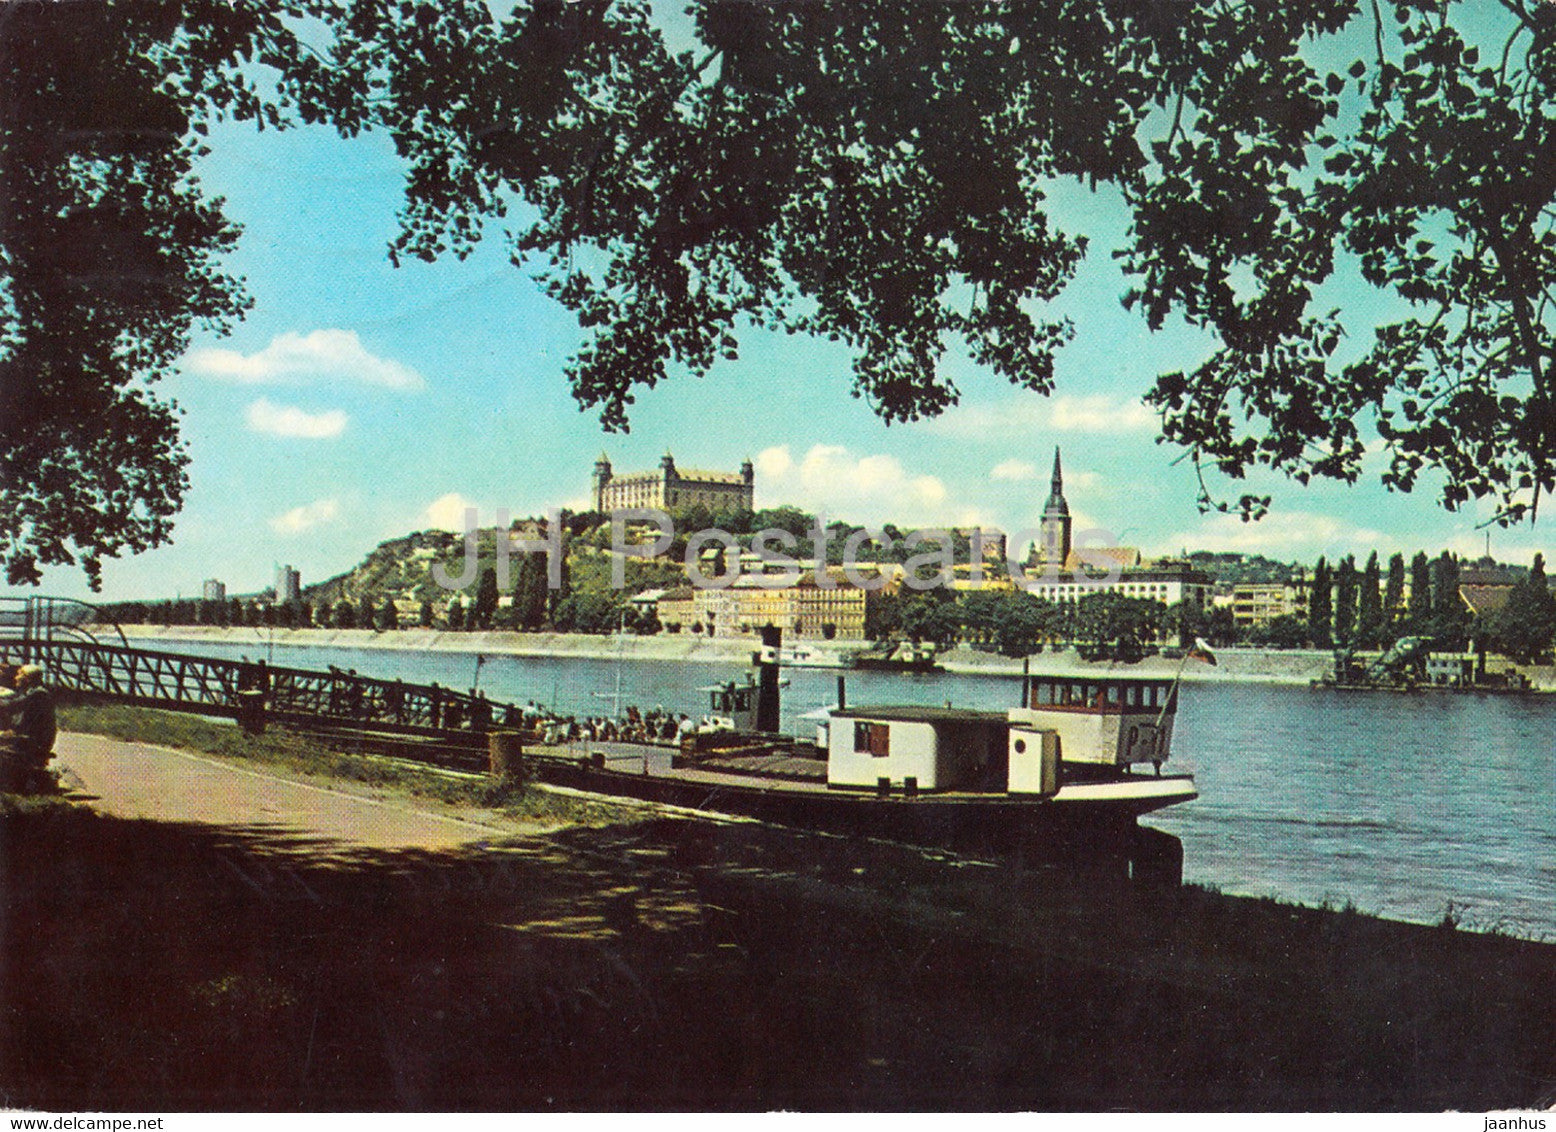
[
  {"x1": 700, "y1": 679, "x2": 760, "y2": 733},
  {"x1": 826, "y1": 706, "x2": 1007, "y2": 791},
  {"x1": 826, "y1": 675, "x2": 1179, "y2": 796},
  {"x1": 1010, "y1": 676, "x2": 1177, "y2": 769}
]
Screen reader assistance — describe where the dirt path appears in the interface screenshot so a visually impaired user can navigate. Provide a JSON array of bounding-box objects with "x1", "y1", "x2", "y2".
[{"x1": 52, "y1": 731, "x2": 509, "y2": 852}]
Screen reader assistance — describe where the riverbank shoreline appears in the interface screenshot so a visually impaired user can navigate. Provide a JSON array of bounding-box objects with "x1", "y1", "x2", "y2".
[{"x1": 109, "y1": 623, "x2": 1346, "y2": 685}]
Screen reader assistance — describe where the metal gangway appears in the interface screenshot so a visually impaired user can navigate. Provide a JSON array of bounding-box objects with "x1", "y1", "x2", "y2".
[{"x1": 0, "y1": 596, "x2": 515, "y2": 770}]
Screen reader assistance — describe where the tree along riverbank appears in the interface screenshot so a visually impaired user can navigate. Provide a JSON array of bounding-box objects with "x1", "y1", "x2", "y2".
[{"x1": 109, "y1": 624, "x2": 1353, "y2": 685}]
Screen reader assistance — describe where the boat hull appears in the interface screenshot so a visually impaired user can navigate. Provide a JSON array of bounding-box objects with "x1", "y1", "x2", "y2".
[{"x1": 528, "y1": 751, "x2": 1192, "y2": 867}]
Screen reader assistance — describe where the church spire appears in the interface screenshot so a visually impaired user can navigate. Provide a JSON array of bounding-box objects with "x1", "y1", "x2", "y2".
[
  {"x1": 1040, "y1": 446, "x2": 1071, "y2": 566},
  {"x1": 1043, "y1": 446, "x2": 1069, "y2": 518}
]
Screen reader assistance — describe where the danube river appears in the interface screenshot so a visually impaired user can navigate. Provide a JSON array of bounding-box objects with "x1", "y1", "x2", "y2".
[{"x1": 144, "y1": 636, "x2": 1555, "y2": 940}]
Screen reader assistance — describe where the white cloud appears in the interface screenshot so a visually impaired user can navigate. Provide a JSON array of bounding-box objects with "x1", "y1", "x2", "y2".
[
  {"x1": 1162, "y1": 510, "x2": 1397, "y2": 559},
  {"x1": 991, "y1": 459, "x2": 1038, "y2": 482},
  {"x1": 1051, "y1": 394, "x2": 1156, "y2": 432},
  {"x1": 188, "y1": 329, "x2": 426, "y2": 391},
  {"x1": 924, "y1": 393, "x2": 1156, "y2": 441},
  {"x1": 269, "y1": 498, "x2": 340, "y2": 535},
  {"x1": 244, "y1": 398, "x2": 348, "y2": 439},
  {"x1": 754, "y1": 444, "x2": 988, "y2": 528},
  {"x1": 424, "y1": 493, "x2": 482, "y2": 532}
]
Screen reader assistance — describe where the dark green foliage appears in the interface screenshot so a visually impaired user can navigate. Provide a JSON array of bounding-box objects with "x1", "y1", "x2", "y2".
[
  {"x1": 551, "y1": 589, "x2": 625, "y2": 635},
  {"x1": 751, "y1": 507, "x2": 817, "y2": 540},
  {"x1": 1248, "y1": 614, "x2": 1308, "y2": 650},
  {"x1": 954, "y1": 590, "x2": 1058, "y2": 656},
  {"x1": 1409, "y1": 551, "x2": 1433, "y2": 632},
  {"x1": 1384, "y1": 553, "x2": 1406, "y2": 638},
  {"x1": 549, "y1": 536, "x2": 572, "y2": 624},
  {"x1": 1356, "y1": 551, "x2": 1384, "y2": 649},
  {"x1": 1430, "y1": 552, "x2": 1466, "y2": 649},
  {"x1": 377, "y1": 598, "x2": 399, "y2": 631},
  {"x1": 1072, "y1": 592, "x2": 1162, "y2": 663},
  {"x1": 0, "y1": 0, "x2": 361, "y2": 587},
  {"x1": 1333, "y1": 556, "x2": 1358, "y2": 647},
  {"x1": 1308, "y1": 557, "x2": 1332, "y2": 648},
  {"x1": 1483, "y1": 554, "x2": 1556, "y2": 663},
  {"x1": 1185, "y1": 552, "x2": 1300, "y2": 586},
  {"x1": 16, "y1": 0, "x2": 1556, "y2": 593},
  {"x1": 1165, "y1": 599, "x2": 1205, "y2": 650},
  {"x1": 1203, "y1": 605, "x2": 1237, "y2": 648},
  {"x1": 472, "y1": 567, "x2": 500, "y2": 630},
  {"x1": 509, "y1": 553, "x2": 549, "y2": 630}
]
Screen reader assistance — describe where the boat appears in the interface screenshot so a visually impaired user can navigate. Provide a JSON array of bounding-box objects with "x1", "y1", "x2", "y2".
[
  {"x1": 1314, "y1": 637, "x2": 1539, "y2": 694},
  {"x1": 778, "y1": 644, "x2": 854, "y2": 669},
  {"x1": 519, "y1": 641, "x2": 1196, "y2": 878},
  {"x1": 851, "y1": 641, "x2": 943, "y2": 673}
]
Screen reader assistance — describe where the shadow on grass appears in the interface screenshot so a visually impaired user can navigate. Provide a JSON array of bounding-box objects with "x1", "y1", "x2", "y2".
[{"x1": 2, "y1": 798, "x2": 1553, "y2": 1112}]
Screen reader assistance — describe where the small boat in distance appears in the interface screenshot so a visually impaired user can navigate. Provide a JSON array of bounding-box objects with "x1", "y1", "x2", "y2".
[
  {"x1": 852, "y1": 641, "x2": 943, "y2": 673},
  {"x1": 778, "y1": 644, "x2": 854, "y2": 669}
]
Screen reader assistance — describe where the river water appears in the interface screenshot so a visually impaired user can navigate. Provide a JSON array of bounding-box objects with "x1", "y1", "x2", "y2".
[{"x1": 142, "y1": 637, "x2": 1556, "y2": 939}]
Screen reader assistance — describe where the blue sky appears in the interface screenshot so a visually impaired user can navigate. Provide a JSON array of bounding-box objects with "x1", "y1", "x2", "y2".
[{"x1": 32, "y1": 9, "x2": 1554, "y2": 602}]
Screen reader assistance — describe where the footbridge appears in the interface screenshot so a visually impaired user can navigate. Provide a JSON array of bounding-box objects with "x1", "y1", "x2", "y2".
[{"x1": 0, "y1": 596, "x2": 513, "y2": 771}]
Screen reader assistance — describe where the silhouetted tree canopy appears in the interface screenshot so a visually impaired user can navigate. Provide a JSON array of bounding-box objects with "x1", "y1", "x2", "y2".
[
  {"x1": 0, "y1": 0, "x2": 353, "y2": 586},
  {"x1": 8, "y1": 0, "x2": 1556, "y2": 588}
]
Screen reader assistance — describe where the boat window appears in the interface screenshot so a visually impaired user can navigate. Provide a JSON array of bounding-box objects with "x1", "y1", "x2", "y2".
[
  {"x1": 854, "y1": 721, "x2": 890, "y2": 757},
  {"x1": 1068, "y1": 684, "x2": 1084, "y2": 705},
  {"x1": 1105, "y1": 685, "x2": 1121, "y2": 705},
  {"x1": 1126, "y1": 684, "x2": 1140, "y2": 707},
  {"x1": 1033, "y1": 682, "x2": 1055, "y2": 707},
  {"x1": 1146, "y1": 685, "x2": 1158, "y2": 707}
]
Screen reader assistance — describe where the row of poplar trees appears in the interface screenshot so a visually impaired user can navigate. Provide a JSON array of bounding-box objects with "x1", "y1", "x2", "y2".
[{"x1": 1307, "y1": 552, "x2": 1467, "y2": 651}]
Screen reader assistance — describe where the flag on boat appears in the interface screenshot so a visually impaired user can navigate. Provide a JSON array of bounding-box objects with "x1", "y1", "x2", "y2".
[{"x1": 1189, "y1": 637, "x2": 1218, "y2": 666}]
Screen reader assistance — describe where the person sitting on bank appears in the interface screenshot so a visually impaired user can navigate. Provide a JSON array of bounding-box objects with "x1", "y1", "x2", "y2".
[{"x1": 0, "y1": 665, "x2": 57, "y2": 791}]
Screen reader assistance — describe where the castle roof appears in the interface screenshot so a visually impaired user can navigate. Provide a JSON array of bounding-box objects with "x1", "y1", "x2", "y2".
[{"x1": 676, "y1": 469, "x2": 746, "y2": 484}]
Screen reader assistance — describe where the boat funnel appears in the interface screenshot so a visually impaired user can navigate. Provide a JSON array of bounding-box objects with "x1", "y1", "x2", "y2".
[{"x1": 757, "y1": 625, "x2": 782, "y2": 733}]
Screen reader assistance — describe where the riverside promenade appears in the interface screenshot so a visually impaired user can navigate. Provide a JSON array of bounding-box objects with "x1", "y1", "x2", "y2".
[
  {"x1": 52, "y1": 731, "x2": 507, "y2": 852},
  {"x1": 115, "y1": 623, "x2": 1357, "y2": 684}
]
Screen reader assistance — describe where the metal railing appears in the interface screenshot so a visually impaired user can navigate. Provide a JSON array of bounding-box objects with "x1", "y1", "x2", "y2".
[
  {"x1": 0, "y1": 635, "x2": 515, "y2": 751},
  {"x1": 0, "y1": 595, "x2": 128, "y2": 649}
]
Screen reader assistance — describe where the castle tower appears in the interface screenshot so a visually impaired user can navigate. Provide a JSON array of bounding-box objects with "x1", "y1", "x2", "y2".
[
  {"x1": 592, "y1": 451, "x2": 612, "y2": 513},
  {"x1": 1040, "y1": 446, "x2": 1071, "y2": 566},
  {"x1": 659, "y1": 450, "x2": 676, "y2": 497},
  {"x1": 741, "y1": 455, "x2": 754, "y2": 485}
]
